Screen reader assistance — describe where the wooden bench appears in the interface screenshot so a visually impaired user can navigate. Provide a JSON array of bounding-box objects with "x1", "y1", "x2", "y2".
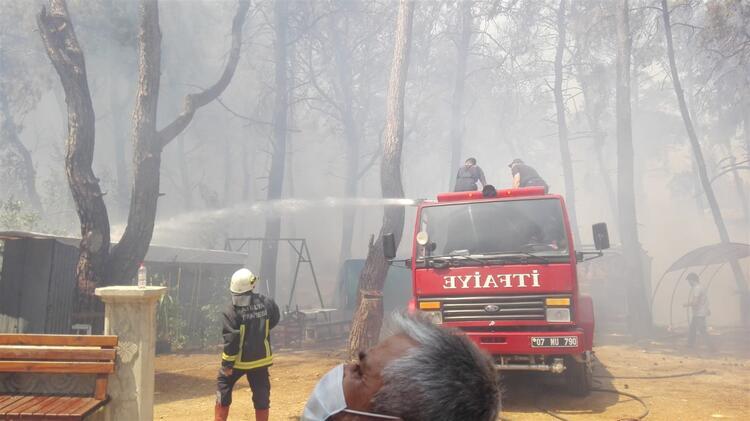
[{"x1": 0, "y1": 334, "x2": 117, "y2": 420}]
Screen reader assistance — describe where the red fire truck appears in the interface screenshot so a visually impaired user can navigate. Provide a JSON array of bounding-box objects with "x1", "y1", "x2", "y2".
[{"x1": 384, "y1": 186, "x2": 610, "y2": 396}]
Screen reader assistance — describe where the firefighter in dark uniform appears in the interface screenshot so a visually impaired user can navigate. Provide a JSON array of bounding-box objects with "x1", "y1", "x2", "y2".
[
  {"x1": 509, "y1": 158, "x2": 548, "y2": 193},
  {"x1": 215, "y1": 268, "x2": 280, "y2": 421},
  {"x1": 454, "y1": 157, "x2": 488, "y2": 192}
]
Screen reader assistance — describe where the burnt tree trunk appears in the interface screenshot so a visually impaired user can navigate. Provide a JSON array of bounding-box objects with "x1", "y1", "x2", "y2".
[
  {"x1": 616, "y1": 0, "x2": 651, "y2": 335},
  {"x1": 553, "y1": 0, "x2": 580, "y2": 245},
  {"x1": 39, "y1": 0, "x2": 250, "y2": 288},
  {"x1": 348, "y1": 0, "x2": 415, "y2": 358},
  {"x1": 447, "y1": 0, "x2": 472, "y2": 189},
  {"x1": 106, "y1": 0, "x2": 250, "y2": 285},
  {"x1": 105, "y1": 0, "x2": 163, "y2": 284},
  {"x1": 37, "y1": 0, "x2": 111, "y2": 293},
  {"x1": 661, "y1": 0, "x2": 749, "y2": 325},
  {"x1": 259, "y1": 0, "x2": 290, "y2": 300}
]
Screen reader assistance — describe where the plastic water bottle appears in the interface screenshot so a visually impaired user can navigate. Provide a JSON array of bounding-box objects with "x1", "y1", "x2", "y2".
[{"x1": 138, "y1": 263, "x2": 147, "y2": 288}]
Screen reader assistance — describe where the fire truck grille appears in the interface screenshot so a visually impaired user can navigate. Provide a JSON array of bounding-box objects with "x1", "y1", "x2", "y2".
[{"x1": 429, "y1": 294, "x2": 570, "y2": 322}]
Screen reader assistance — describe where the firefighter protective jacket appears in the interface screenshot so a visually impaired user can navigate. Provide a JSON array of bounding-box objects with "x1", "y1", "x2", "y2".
[{"x1": 221, "y1": 293, "x2": 280, "y2": 370}]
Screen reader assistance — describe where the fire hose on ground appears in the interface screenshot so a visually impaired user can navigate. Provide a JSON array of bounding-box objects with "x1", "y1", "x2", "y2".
[
  {"x1": 499, "y1": 364, "x2": 712, "y2": 421},
  {"x1": 592, "y1": 369, "x2": 709, "y2": 380},
  {"x1": 533, "y1": 386, "x2": 650, "y2": 421}
]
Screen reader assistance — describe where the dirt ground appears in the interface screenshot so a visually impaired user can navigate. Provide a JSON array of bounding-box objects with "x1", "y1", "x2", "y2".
[{"x1": 154, "y1": 332, "x2": 750, "y2": 420}]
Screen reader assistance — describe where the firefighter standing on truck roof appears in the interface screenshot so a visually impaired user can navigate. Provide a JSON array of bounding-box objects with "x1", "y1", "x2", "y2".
[
  {"x1": 454, "y1": 157, "x2": 487, "y2": 192},
  {"x1": 215, "y1": 268, "x2": 280, "y2": 421},
  {"x1": 508, "y1": 158, "x2": 549, "y2": 193}
]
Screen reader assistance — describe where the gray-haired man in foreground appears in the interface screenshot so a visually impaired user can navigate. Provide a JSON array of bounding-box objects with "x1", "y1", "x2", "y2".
[{"x1": 302, "y1": 312, "x2": 501, "y2": 421}]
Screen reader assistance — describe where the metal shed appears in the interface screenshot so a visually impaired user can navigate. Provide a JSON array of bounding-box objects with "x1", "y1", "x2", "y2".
[
  {"x1": 0, "y1": 231, "x2": 246, "y2": 340},
  {"x1": 0, "y1": 231, "x2": 79, "y2": 334}
]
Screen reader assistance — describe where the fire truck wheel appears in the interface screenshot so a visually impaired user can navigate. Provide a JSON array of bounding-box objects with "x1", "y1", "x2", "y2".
[{"x1": 564, "y1": 357, "x2": 592, "y2": 397}]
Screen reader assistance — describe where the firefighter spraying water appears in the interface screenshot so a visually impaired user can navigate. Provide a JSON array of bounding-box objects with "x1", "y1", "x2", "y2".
[{"x1": 215, "y1": 269, "x2": 280, "y2": 421}]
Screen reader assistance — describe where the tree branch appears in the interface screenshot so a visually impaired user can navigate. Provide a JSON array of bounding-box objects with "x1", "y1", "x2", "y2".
[{"x1": 157, "y1": 0, "x2": 251, "y2": 148}]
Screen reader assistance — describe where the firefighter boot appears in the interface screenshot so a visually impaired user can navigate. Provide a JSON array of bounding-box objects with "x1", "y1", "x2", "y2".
[
  {"x1": 214, "y1": 403, "x2": 230, "y2": 421},
  {"x1": 255, "y1": 409, "x2": 269, "y2": 421}
]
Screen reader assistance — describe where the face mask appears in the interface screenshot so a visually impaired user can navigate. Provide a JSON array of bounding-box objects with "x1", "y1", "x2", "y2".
[{"x1": 301, "y1": 364, "x2": 401, "y2": 421}]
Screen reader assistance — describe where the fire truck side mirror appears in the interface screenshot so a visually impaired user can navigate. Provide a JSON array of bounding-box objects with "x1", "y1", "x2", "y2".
[
  {"x1": 592, "y1": 223, "x2": 610, "y2": 250},
  {"x1": 383, "y1": 233, "x2": 397, "y2": 260}
]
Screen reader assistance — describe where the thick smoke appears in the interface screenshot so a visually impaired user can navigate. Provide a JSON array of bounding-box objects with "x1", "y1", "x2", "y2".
[{"x1": 1, "y1": 0, "x2": 747, "y2": 324}]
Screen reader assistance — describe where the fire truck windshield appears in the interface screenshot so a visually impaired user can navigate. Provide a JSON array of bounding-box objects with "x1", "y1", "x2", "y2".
[{"x1": 417, "y1": 198, "x2": 570, "y2": 264}]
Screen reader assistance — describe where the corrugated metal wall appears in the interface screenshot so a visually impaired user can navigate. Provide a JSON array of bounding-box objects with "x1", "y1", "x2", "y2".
[
  {"x1": 0, "y1": 239, "x2": 27, "y2": 333},
  {"x1": 1, "y1": 238, "x2": 236, "y2": 339},
  {"x1": 0, "y1": 238, "x2": 55, "y2": 333},
  {"x1": 0, "y1": 238, "x2": 82, "y2": 334},
  {"x1": 45, "y1": 241, "x2": 79, "y2": 333},
  {"x1": 19, "y1": 239, "x2": 54, "y2": 333}
]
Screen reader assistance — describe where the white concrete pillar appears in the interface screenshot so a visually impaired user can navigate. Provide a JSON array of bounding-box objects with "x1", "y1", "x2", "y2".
[{"x1": 95, "y1": 286, "x2": 167, "y2": 421}]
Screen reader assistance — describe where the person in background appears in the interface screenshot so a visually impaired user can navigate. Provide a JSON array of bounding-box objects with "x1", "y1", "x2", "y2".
[
  {"x1": 215, "y1": 268, "x2": 280, "y2": 421},
  {"x1": 684, "y1": 272, "x2": 714, "y2": 351},
  {"x1": 508, "y1": 158, "x2": 548, "y2": 193},
  {"x1": 301, "y1": 312, "x2": 501, "y2": 421},
  {"x1": 454, "y1": 157, "x2": 487, "y2": 192}
]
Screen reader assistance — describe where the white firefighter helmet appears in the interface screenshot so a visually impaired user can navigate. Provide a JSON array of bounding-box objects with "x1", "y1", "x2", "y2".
[{"x1": 230, "y1": 268, "x2": 257, "y2": 294}]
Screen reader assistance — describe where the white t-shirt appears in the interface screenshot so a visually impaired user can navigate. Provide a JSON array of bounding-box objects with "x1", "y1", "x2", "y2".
[{"x1": 689, "y1": 284, "x2": 710, "y2": 317}]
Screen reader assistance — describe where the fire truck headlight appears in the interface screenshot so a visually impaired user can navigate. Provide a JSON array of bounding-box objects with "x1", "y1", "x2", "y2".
[
  {"x1": 424, "y1": 311, "x2": 443, "y2": 325},
  {"x1": 416, "y1": 231, "x2": 430, "y2": 246},
  {"x1": 546, "y1": 308, "x2": 570, "y2": 323}
]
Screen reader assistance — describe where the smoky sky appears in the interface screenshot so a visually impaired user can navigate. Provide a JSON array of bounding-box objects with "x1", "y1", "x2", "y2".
[{"x1": 1, "y1": 0, "x2": 747, "y2": 324}]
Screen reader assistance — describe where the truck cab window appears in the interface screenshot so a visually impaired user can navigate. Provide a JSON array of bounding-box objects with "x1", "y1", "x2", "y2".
[{"x1": 418, "y1": 198, "x2": 569, "y2": 262}]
